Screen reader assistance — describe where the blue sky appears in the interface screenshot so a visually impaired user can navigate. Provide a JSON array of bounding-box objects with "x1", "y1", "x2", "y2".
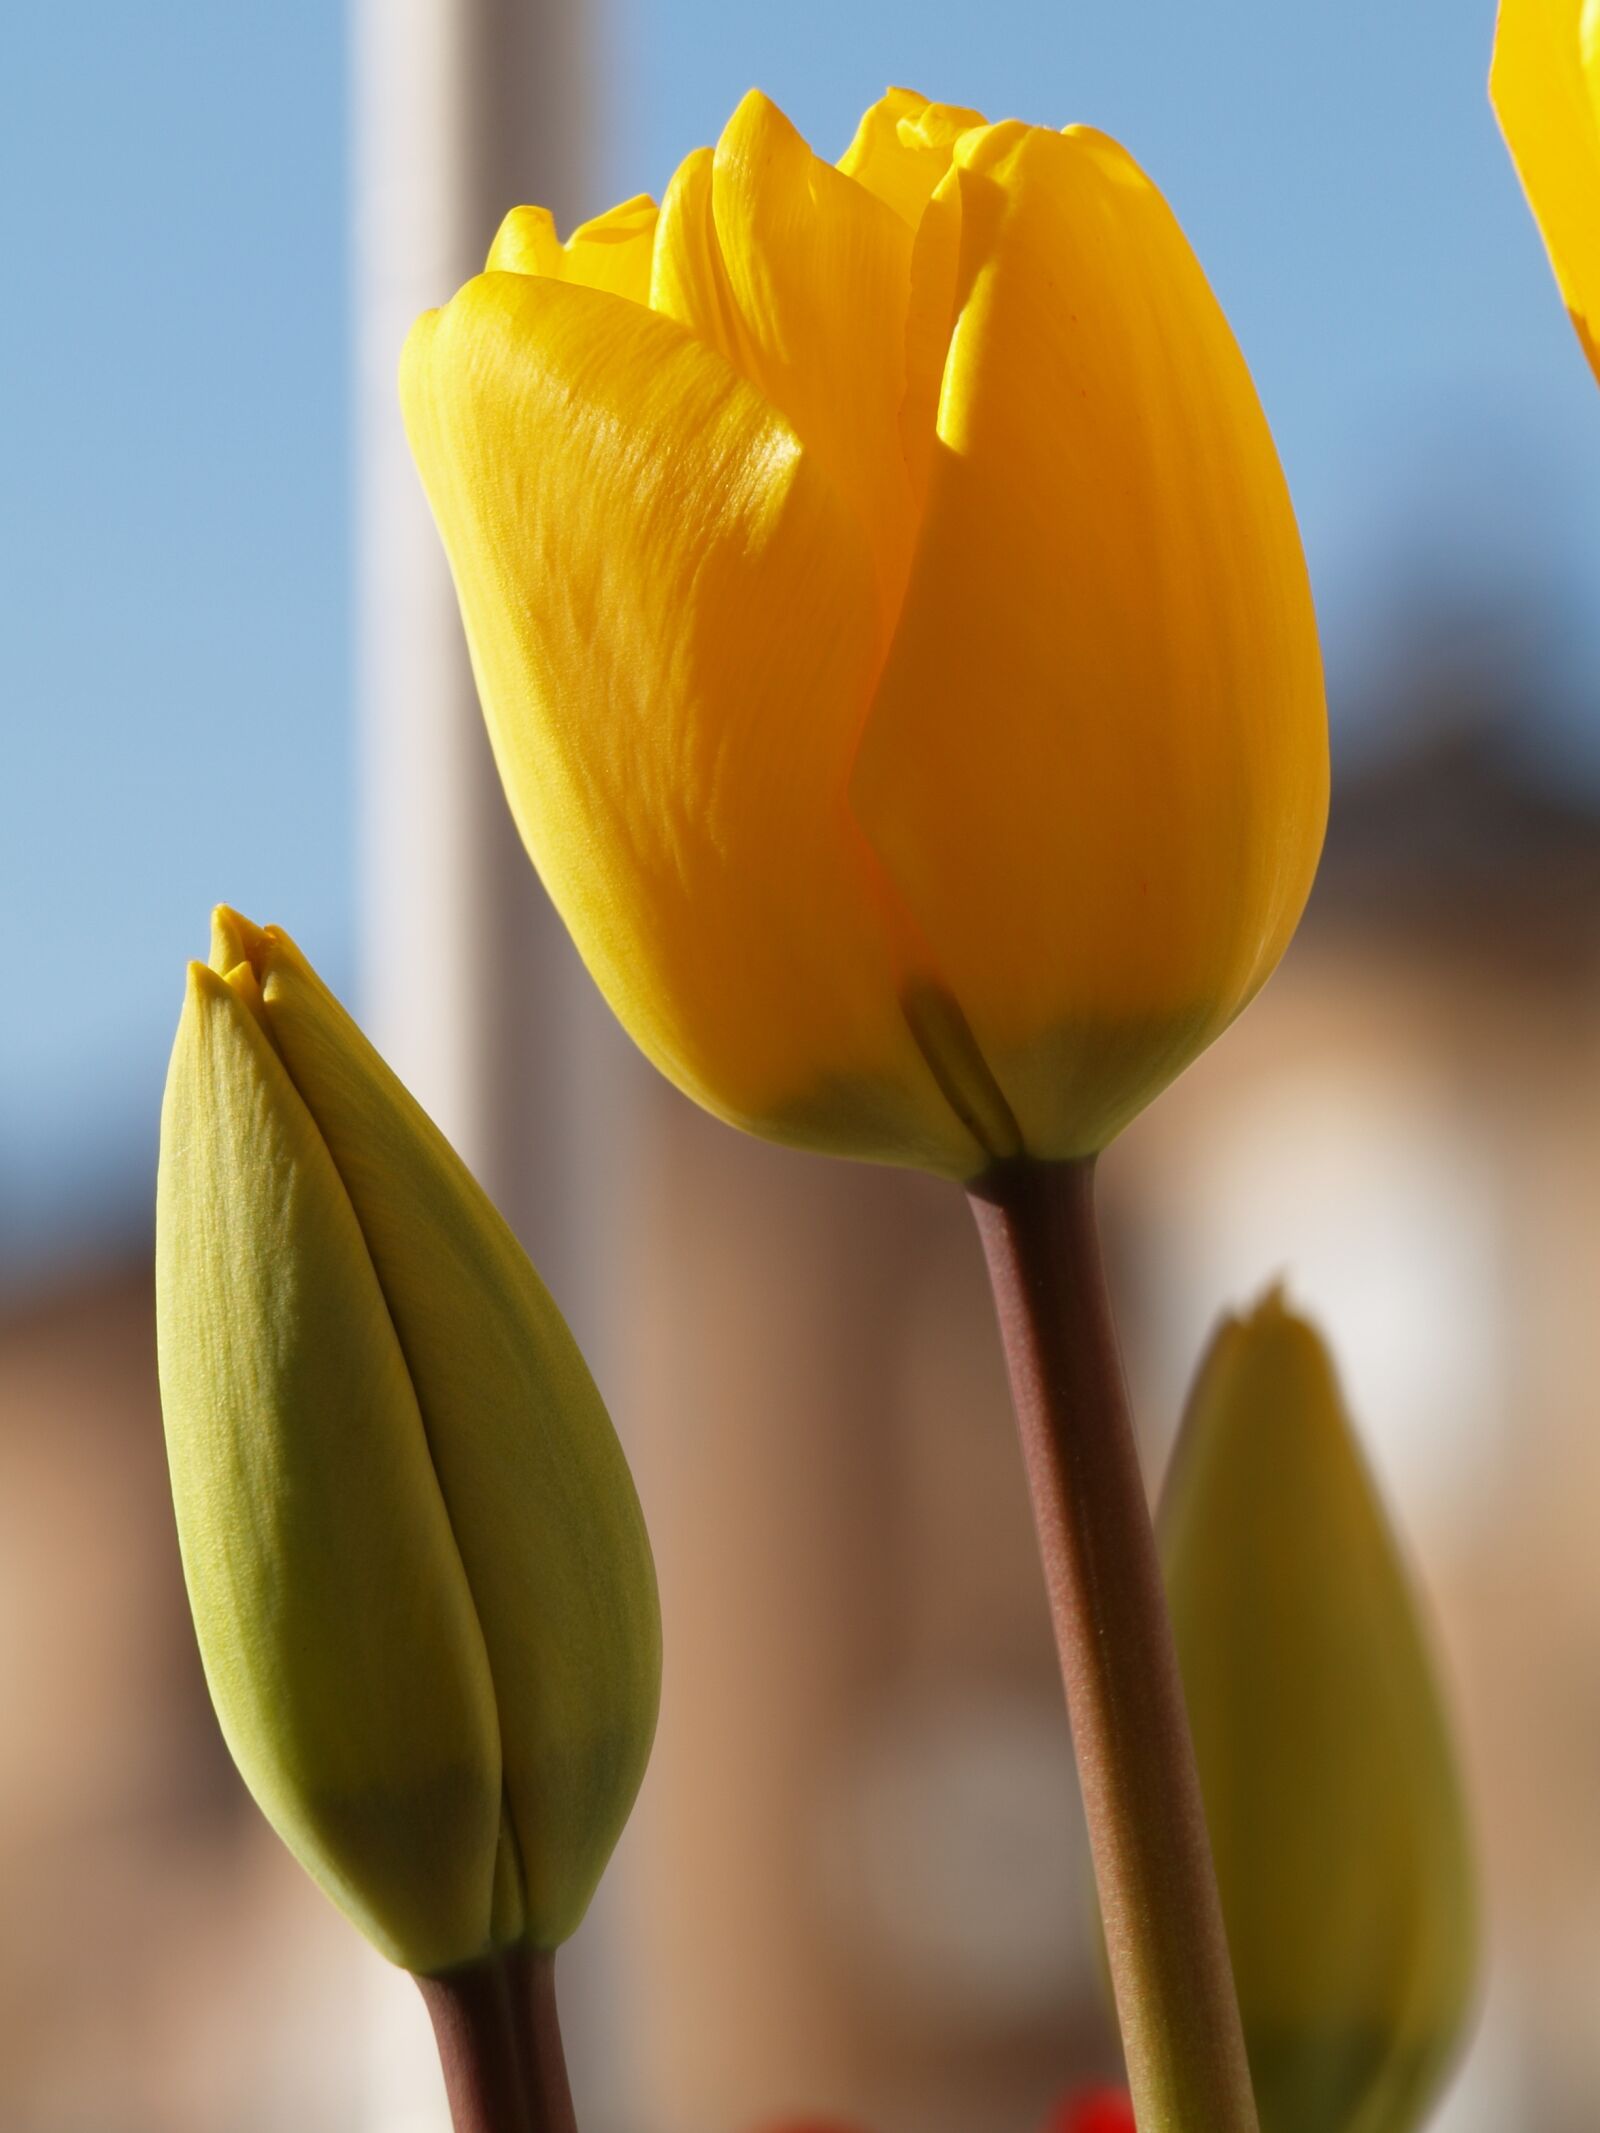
[
  {"x1": 3, "y1": 0, "x2": 1599, "y2": 1278},
  {"x1": 1, "y1": 9, "x2": 347, "y2": 1272}
]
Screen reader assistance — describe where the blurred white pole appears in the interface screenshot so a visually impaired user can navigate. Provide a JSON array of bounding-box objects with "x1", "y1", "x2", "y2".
[
  {"x1": 353, "y1": 0, "x2": 607, "y2": 1274},
  {"x1": 352, "y1": 3, "x2": 644, "y2": 2127}
]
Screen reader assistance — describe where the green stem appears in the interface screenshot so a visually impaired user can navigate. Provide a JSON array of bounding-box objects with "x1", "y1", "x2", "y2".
[{"x1": 968, "y1": 1157, "x2": 1257, "y2": 2132}]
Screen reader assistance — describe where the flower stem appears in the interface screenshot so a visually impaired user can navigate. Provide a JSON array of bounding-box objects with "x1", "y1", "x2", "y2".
[
  {"x1": 416, "y1": 1947, "x2": 575, "y2": 2133},
  {"x1": 507, "y1": 1950, "x2": 579, "y2": 2133},
  {"x1": 968, "y1": 1157, "x2": 1257, "y2": 2133}
]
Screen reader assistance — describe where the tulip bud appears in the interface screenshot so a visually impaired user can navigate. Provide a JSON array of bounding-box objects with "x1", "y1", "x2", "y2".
[
  {"x1": 155, "y1": 909, "x2": 660, "y2": 1974},
  {"x1": 402, "y1": 87, "x2": 1326, "y2": 1180},
  {"x1": 1491, "y1": 0, "x2": 1600, "y2": 382},
  {"x1": 1158, "y1": 1292, "x2": 1477, "y2": 2133}
]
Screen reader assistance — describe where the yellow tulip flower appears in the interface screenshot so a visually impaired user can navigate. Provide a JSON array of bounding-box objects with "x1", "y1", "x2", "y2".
[
  {"x1": 155, "y1": 909, "x2": 660, "y2": 1975},
  {"x1": 1160, "y1": 1292, "x2": 1477, "y2": 2133},
  {"x1": 403, "y1": 88, "x2": 1328, "y2": 1178},
  {"x1": 1492, "y1": 0, "x2": 1600, "y2": 379}
]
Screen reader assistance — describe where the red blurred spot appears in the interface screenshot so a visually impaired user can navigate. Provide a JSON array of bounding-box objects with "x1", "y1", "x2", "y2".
[
  {"x1": 1045, "y1": 2087, "x2": 1137, "y2": 2133},
  {"x1": 750, "y1": 2123, "x2": 874, "y2": 2133}
]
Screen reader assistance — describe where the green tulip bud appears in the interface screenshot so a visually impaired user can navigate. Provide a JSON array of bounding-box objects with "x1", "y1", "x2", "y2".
[
  {"x1": 155, "y1": 908, "x2": 660, "y2": 1975},
  {"x1": 1159, "y1": 1290, "x2": 1477, "y2": 2133}
]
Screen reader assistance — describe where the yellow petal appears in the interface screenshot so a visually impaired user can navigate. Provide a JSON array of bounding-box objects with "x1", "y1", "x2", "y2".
[
  {"x1": 652, "y1": 90, "x2": 927, "y2": 621},
  {"x1": 1492, "y1": 0, "x2": 1600, "y2": 377},
  {"x1": 209, "y1": 902, "x2": 269, "y2": 975},
  {"x1": 402, "y1": 268, "x2": 976, "y2": 1175},
  {"x1": 155, "y1": 964, "x2": 502, "y2": 1973},
  {"x1": 1160, "y1": 1292, "x2": 1477, "y2": 2133},
  {"x1": 251, "y1": 923, "x2": 661, "y2": 1948},
  {"x1": 838, "y1": 86, "x2": 987, "y2": 228},
  {"x1": 488, "y1": 193, "x2": 658, "y2": 306},
  {"x1": 487, "y1": 203, "x2": 566, "y2": 278},
  {"x1": 852, "y1": 123, "x2": 1328, "y2": 1159}
]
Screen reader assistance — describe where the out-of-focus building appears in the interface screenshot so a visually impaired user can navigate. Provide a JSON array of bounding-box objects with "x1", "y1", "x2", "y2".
[{"x1": 0, "y1": 1264, "x2": 366, "y2": 2133}]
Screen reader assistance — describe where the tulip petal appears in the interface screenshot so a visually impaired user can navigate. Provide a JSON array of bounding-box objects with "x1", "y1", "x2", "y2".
[
  {"x1": 155, "y1": 964, "x2": 502, "y2": 1973},
  {"x1": 852, "y1": 124, "x2": 1327, "y2": 1157},
  {"x1": 247, "y1": 923, "x2": 662, "y2": 1947},
  {"x1": 488, "y1": 193, "x2": 659, "y2": 306},
  {"x1": 1160, "y1": 1293, "x2": 1477, "y2": 2133},
  {"x1": 837, "y1": 86, "x2": 987, "y2": 229},
  {"x1": 210, "y1": 902, "x2": 268, "y2": 974},
  {"x1": 402, "y1": 267, "x2": 978, "y2": 1175},
  {"x1": 1491, "y1": 0, "x2": 1600, "y2": 378},
  {"x1": 652, "y1": 90, "x2": 926, "y2": 621}
]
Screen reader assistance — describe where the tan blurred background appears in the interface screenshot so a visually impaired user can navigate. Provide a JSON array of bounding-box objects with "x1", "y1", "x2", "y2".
[{"x1": 6, "y1": 2, "x2": 1600, "y2": 2130}]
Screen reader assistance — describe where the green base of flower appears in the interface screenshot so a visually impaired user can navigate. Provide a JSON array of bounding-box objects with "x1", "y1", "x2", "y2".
[{"x1": 1244, "y1": 2025, "x2": 1462, "y2": 2133}]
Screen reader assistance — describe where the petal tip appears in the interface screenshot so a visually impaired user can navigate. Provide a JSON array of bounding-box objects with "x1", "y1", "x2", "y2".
[
  {"x1": 209, "y1": 904, "x2": 269, "y2": 977},
  {"x1": 184, "y1": 957, "x2": 223, "y2": 1006},
  {"x1": 1243, "y1": 1276, "x2": 1294, "y2": 1329},
  {"x1": 723, "y1": 85, "x2": 803, "y2": 157},
  {"x1": 486, "y1": 203, "x2": 560, "y2": 276}
]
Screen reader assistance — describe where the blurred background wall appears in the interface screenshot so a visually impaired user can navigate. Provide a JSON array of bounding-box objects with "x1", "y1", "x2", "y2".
[{"x1": 4, "y1": 1, "x2": 1600, "y2": 2129}]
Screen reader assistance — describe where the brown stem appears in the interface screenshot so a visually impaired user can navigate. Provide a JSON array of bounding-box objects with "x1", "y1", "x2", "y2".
[
  {"x1": 415, "y1": 1953, "x2": 533, "y2": 2133},
  {"x1": 506, "y1": 1949, "x2": 579, "y2": 2133},
  {"x1": 968, "y1": 1156, "x2": 1257, "y2": 2133}
]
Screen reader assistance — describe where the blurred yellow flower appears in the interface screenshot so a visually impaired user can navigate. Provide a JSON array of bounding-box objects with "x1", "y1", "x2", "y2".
[
  {"x1": 155, "y1": 909, "x2": 660, "y2": 1974},
  {"x1": 1492, "y1": 0, "x2": 1600, "y2": 379},
  {"x1": 1160, "y1": 1291, "x2": 1477, "y2": 2133},
  {"x1": 404, "y1": 88, "x2": 1327, "y2": 1177}
]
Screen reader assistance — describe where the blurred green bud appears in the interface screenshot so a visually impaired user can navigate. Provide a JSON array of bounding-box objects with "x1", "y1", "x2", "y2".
[
  {"x1": 155, "y1": 908, "x2": 660, "y2": 1975},
  {"x1": 1159, "y1": 1289, "x2": 1476, "y2": 2133}
]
